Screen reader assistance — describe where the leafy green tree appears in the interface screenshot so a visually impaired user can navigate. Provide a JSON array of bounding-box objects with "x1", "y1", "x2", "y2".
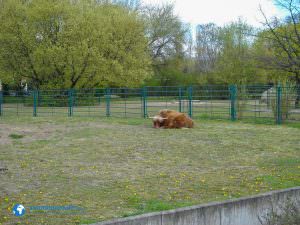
[
  {"x1": 0, "y1": 0, "x2": 152, "y2": 89},
  {"x1": 253, "y1": 30, "x2": 293, "y2": 83},
  {"x1": 144, "y1": 57, "x2": 198, "y2": 86},
  {"x1": 213, "y1": 20, "x2": 266, "y2": 84}
]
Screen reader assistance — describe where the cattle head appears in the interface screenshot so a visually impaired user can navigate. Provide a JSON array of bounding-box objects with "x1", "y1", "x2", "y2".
[{"x1": 149, "y1": 115, "x2": 168, "y2": 128}]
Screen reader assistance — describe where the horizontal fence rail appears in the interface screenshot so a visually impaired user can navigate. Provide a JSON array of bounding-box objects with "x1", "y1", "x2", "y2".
[{"x1": 0, "y1": 85, "x2": 299, "y2": 124}]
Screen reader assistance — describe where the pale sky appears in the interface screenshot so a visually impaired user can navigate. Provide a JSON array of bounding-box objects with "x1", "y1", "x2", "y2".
[{"x1": 142, "y1": 0, "x2": 285, "y2": 27}]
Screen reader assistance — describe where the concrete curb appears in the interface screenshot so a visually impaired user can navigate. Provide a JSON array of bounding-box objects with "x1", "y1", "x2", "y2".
[{"x1": 89, "y1": 187, "x2": 300, "y2": 225}]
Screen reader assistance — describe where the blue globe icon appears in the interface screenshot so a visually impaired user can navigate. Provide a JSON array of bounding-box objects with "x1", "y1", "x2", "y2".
[{"x1": 12, "y1": 204, "x2": 26, "y2": 217}]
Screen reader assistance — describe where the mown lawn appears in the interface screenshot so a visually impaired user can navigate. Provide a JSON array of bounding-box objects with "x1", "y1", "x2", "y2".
[{"x1": 0, "y1": 117, "x2": 299, "y2": 224}]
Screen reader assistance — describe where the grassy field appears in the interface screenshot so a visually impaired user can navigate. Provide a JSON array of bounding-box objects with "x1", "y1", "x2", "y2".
[{"x1": 0, "y1": 117, "x2": 299, "y2": 224}]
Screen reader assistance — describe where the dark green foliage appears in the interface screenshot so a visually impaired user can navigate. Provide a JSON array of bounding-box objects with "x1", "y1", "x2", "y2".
[
  {"x1": 145, "y1": 67, "x2": 198, "y2": 86},
  {"x1": 9, "y1": 134, "x2": 24, "y2": 139}
]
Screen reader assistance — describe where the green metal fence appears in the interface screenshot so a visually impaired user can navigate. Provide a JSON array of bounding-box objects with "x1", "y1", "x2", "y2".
[{"x1": 0, "y1": 85, "x2": 299, "y2": 124}]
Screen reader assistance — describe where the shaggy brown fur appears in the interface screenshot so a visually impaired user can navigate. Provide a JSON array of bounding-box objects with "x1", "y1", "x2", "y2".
[{"x1": 151, "y1": 109, "x2": 194, "y2": 129}]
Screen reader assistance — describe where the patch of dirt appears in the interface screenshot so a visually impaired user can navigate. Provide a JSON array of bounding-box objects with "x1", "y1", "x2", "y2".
[
  {"x1": 0, "y1": 133, "x2": 11, "y2": 145},
  {"x1": 0, "y1": 121, "x2": 130, "y2": 146},
  {"x1": 0, "y1": 123, "x2": 67, "y2": 145}
]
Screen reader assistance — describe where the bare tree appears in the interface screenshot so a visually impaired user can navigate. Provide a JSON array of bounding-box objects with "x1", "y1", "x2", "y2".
[
  {"x1": 195, "y1": 23, "x2": 222, "y2": 73},
  {"x1": 141, "y1": 3, "x2": 187, "y2": 66},
  {"x1": 259, "y1": 0, "x2": 300, "y2": 107}
]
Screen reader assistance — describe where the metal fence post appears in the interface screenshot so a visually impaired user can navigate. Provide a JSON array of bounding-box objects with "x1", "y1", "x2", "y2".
[
  {"x1": 33, "y1": 90, "x2": 38, "y2": 117},
  {"x1": 188, "y1": 86, "x2": 193, "y2": 118},
  {"x1": 178, "y1": 87, "x2": 183, "y2": 112},
  {"x1": 97, "y1": 89, "x2": 101, "y2": 105},
  {"x1": 68, "y1": 89, "x2": 74, "y2": 117},
  {"x1": 142, "y1": 87, "x2": 148, "y2": 118},
  {"x1": 106, "y1": 88, "x2": 111, "y2": 117},
  {"x1": 229, "y1": 85, "x2": 237, "y2": 121},
  {"x1": 276, "y1": 84, "x2": 282, "y2": 125},
  {"x1": 0, "y1": 91, "x2": 3, "y2": 116}
]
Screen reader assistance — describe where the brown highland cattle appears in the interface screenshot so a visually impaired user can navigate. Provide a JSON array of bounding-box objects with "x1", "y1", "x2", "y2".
[{"x1": 150, "y1": 109, "x2": 194, "y2": 129}]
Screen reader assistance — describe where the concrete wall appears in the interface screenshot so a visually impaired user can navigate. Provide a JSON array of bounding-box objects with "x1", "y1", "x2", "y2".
[{"x1": 91, "y1": 187, "x2": 300, "y2": 225}]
